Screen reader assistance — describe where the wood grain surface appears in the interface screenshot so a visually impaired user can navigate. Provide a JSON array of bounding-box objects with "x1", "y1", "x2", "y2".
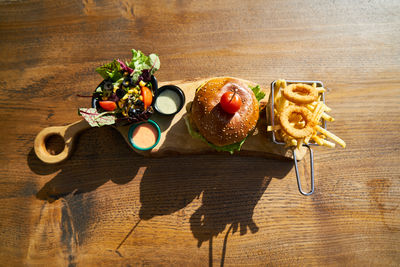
[{"x1": 1, "y1": 0, "x2": 399, "y2": 266}]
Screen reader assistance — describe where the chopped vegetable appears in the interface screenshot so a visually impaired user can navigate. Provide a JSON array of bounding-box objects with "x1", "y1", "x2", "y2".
[
  {"x1": 99, "y1": 101, "x2": 117, "y2": 111},
  {"x1": 141, "y1": 86, "x2": 153, "y2": 109},
  {"x1": 79, "y1": 49, "x2": 160, "y2": 127}
]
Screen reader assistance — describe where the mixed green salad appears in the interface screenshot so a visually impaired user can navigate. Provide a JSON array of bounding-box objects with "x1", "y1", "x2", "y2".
[{"x1": 79, "y1": 49, "x2": 160, "y2": 127}]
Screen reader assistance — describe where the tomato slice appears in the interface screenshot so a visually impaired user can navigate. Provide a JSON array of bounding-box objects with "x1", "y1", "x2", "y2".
[
  {"x1": 99, "y1": 100, "x2": 117, "y2": 111},
  {"x1": 141, "y1": 86, "x2": 153, "y2": 109}
]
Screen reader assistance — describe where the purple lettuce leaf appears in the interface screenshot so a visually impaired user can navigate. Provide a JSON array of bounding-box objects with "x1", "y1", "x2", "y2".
[{"x1": 117, "y1": 59, "x2": 134, "y2": 74}]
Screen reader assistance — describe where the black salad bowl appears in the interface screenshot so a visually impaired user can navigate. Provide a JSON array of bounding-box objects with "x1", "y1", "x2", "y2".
[{"x1": 91, "y1": 75, "x2": 158, "y2": 109}]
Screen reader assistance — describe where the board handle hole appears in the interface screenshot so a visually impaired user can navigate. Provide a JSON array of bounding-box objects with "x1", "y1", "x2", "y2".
[{"x1": 45, "y1": 134, "x2": 65, "y2": 155}]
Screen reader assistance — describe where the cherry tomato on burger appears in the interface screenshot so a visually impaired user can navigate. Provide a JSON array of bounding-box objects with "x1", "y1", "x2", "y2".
[
  {"x1": 99, "y1": 100, "x2": 117, "y2": 111},
  {"x1": 220, "y1": 91, "x2": 242, "y2": 114},
  {"x1": 141, "y1": 86, "x2": 153, "y2": 109}
]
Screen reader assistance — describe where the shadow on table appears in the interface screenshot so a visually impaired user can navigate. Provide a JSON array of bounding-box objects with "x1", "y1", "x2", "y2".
[
  {"x1": 134, "y1": 116, "x2": 293, "y2": 266},
  {"x1": 28, "y1": 126, "x2": 141, "y2": 202},
  {"x1": 134, "y1": 153, "x2": 292, "y2": 266},
  {"x1": 138, "y1": 156, "x2": 292, "y2": 244},
  {"x1": 28, "y1": 122, "x2": 293, "y2": 266}
]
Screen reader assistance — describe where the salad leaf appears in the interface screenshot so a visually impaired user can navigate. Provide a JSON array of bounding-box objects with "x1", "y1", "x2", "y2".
[
  {"x1": 249, "y1": 85, "x2": 266, "y2": 102},
  {"x1": 117, "y1": 59, "x2": 133, "y2": 74},
  {"x1": 95, "y1": 60, "x2": 122, "y2": 82},
  {"x1": 139, "y1": 69, "x2": 152, "y2": 82},
  {"x1": 184, "y1": 115, "x2": 246, "y2": 154},
  {"x1": 149, "y1": 53, "x2": 160, "y2": 74},
  {"x1": 129, "y1": 49, "x2": 151, "y2": 71},
  {"x1": 128, "y1": 49, "x2": 160, "y2": 74},
  {"x1": 78, "y1": 108, "x2": 116, "y2": 127},
  {"x1": 131, "y1": 71, "x2": 141, "y2": 84},
  {"x1": 109, "y1": 68, "x2": 123, "y2": 82}
]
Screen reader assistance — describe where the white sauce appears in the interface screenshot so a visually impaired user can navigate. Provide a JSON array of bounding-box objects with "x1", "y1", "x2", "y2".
[{"x1": 155, "y1": 90, "x2": 181, "y2": 114}]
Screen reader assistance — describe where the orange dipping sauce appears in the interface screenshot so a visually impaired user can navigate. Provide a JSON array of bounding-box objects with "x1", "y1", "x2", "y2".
[{"x1": 131, "y1": 122, "x2": 159, "y2": 149}]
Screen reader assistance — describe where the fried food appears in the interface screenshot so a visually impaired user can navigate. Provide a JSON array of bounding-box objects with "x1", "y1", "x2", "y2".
[
  {"x1": 268, "y1": 80, "x2": 346, "y2": 149},
  {"x1": 279, "y1": 106, "x2": 314, "y2": 139},
  {"x1": 282, "y1": 83, "x2": 318, "y2": 104},
  {"x1": 315, "y1": 125, "x2": 346, "y2": 148}
]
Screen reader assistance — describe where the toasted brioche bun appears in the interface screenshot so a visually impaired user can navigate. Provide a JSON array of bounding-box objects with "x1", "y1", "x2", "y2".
[{"x1": 191, "y1": 77, "x2": 259, "y2": 146}]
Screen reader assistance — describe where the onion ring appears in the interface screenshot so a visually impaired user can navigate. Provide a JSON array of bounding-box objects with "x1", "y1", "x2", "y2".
[
  {"x1": 279, "y1": 106, "x2": 314, "y2": 139},
  {"x1": 282, "y1": 83, "x2": 318, "y2": 104}
]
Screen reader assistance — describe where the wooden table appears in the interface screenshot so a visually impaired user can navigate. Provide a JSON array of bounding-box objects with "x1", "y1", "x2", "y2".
[{"x1": 1, "y1": 0, "x2": 399, "y2": 266}]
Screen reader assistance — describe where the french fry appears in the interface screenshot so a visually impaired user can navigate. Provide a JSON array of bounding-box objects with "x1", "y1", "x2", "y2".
[
  {"x1": 277, "y1": 79, "x2": 287, "y2": 89},
  {"x1": 315, "y1": 105, "x2": 326, "y2": 124},
  {"x1": 277, "y1": 96, "x2": 288, "y2": 112},
  {"x1": 289, "y1": 138, "x2": 297, "y2": 147},
  {"x1": 306, "y1": 103, "x2": 315, "y2": 111},
  {"x1": 322, "y1": 103, "x2": 331, "y2": 112},
  {"x1": 274, "y1": 79, "x2": 286, "y2": 101},
  {"x1": 267, "y1": 125, "x2": 281, "y2": 131},
  {"x1": 307, "y1": 101, "x2": 334, "y2": 123},
  {"x1": 274, "y1": 85, "x2": 281, "y2": 102},
  {"x1": 315, "y1": 125, "x2": 346, "y2": 148},
  {"x1": 322, "y1": 139, "x2": 336, "y2": 148},
  {"x1": 321, "y1": 112, "x2": 334, "y2": 122},
  {"x1": 270, "y1": 79, "x2": 344, "y2": 150},
  {"x1": 296, "y1": 138, "x2": 304, "y2": 149},
  {"x1": 307, "y1": 102, "x2": 331, "y2": 112},
  {"x1": 312, "y1": 135, "x2": 324, "y2": 146},
  {"x1": 311, "y1": 102, "x2": 324, "y2": 123}
]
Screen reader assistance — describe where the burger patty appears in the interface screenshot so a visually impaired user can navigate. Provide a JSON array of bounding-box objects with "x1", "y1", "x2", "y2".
[{"x1": 191, "y1": 77, "x2": 259, "y2": 146}]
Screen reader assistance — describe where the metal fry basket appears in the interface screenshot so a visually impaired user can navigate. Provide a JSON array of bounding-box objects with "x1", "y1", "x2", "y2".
[{"x1": 270, "y1": 80, "x2": 327, "y2": 196}]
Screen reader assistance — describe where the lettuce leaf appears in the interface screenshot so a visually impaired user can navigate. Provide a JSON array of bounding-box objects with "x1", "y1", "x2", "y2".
[
  {"x1": 127, "y1": 49, "x2": 160, "y2": 83},
  {"x1": 149, "y1": 53, "x2": 160, "y2": 75},
  {"x1": 95, "y1": 50, "x2": 160, "y2": 85},
  {"x1": 95, "y1": 60, "x2": 122, "y2": 82},
  {"x1": 250, "y1": 84, "x2": 266, "y2": 102},
  {"x1": 129, "y1": 49, "x2": 151, "y2": 70},
  {"x1": 184, "y1": 115, "x2": 246, "y2": 154},
  {"x1": 117, "y1": 59, "x2": 133, "y2": 74},
  {"x1": 128, "y1": 49, "x2": 160, "y2": 72}
]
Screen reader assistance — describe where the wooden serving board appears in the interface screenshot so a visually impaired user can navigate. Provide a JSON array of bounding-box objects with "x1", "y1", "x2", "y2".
[{"x1": 34, "y1": 77, "x2": 306, "y2": 164}]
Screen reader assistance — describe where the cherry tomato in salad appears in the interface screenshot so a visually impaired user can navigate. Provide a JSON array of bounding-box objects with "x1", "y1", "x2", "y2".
[
  {"x1": 220, "y1": 91, "x2": 242, "y2": 114},
  {"x1": 99, "y1": 100, "x2": 117, "y2": 111},
  {"x1": 141, "y1": 86, "x2": 153, "y2": 109}
]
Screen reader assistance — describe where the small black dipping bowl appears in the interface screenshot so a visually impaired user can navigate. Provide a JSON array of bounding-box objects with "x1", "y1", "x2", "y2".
[
  {"x1": 153, "y1": 85, "x2": 185, "y2": 116},
  {"x1": 92, "y1": 75, "x2": 158, "y2": 109}
]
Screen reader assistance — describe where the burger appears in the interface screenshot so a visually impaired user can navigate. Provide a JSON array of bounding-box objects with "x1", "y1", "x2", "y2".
[{"x1": 185, "y1": 77, "x2": 265, "y2": 154}]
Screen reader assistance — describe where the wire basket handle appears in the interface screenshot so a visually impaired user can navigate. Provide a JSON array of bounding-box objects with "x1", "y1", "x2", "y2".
[{"x1": 292, "y1": 144, "x2": 314, "y2": 196}]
